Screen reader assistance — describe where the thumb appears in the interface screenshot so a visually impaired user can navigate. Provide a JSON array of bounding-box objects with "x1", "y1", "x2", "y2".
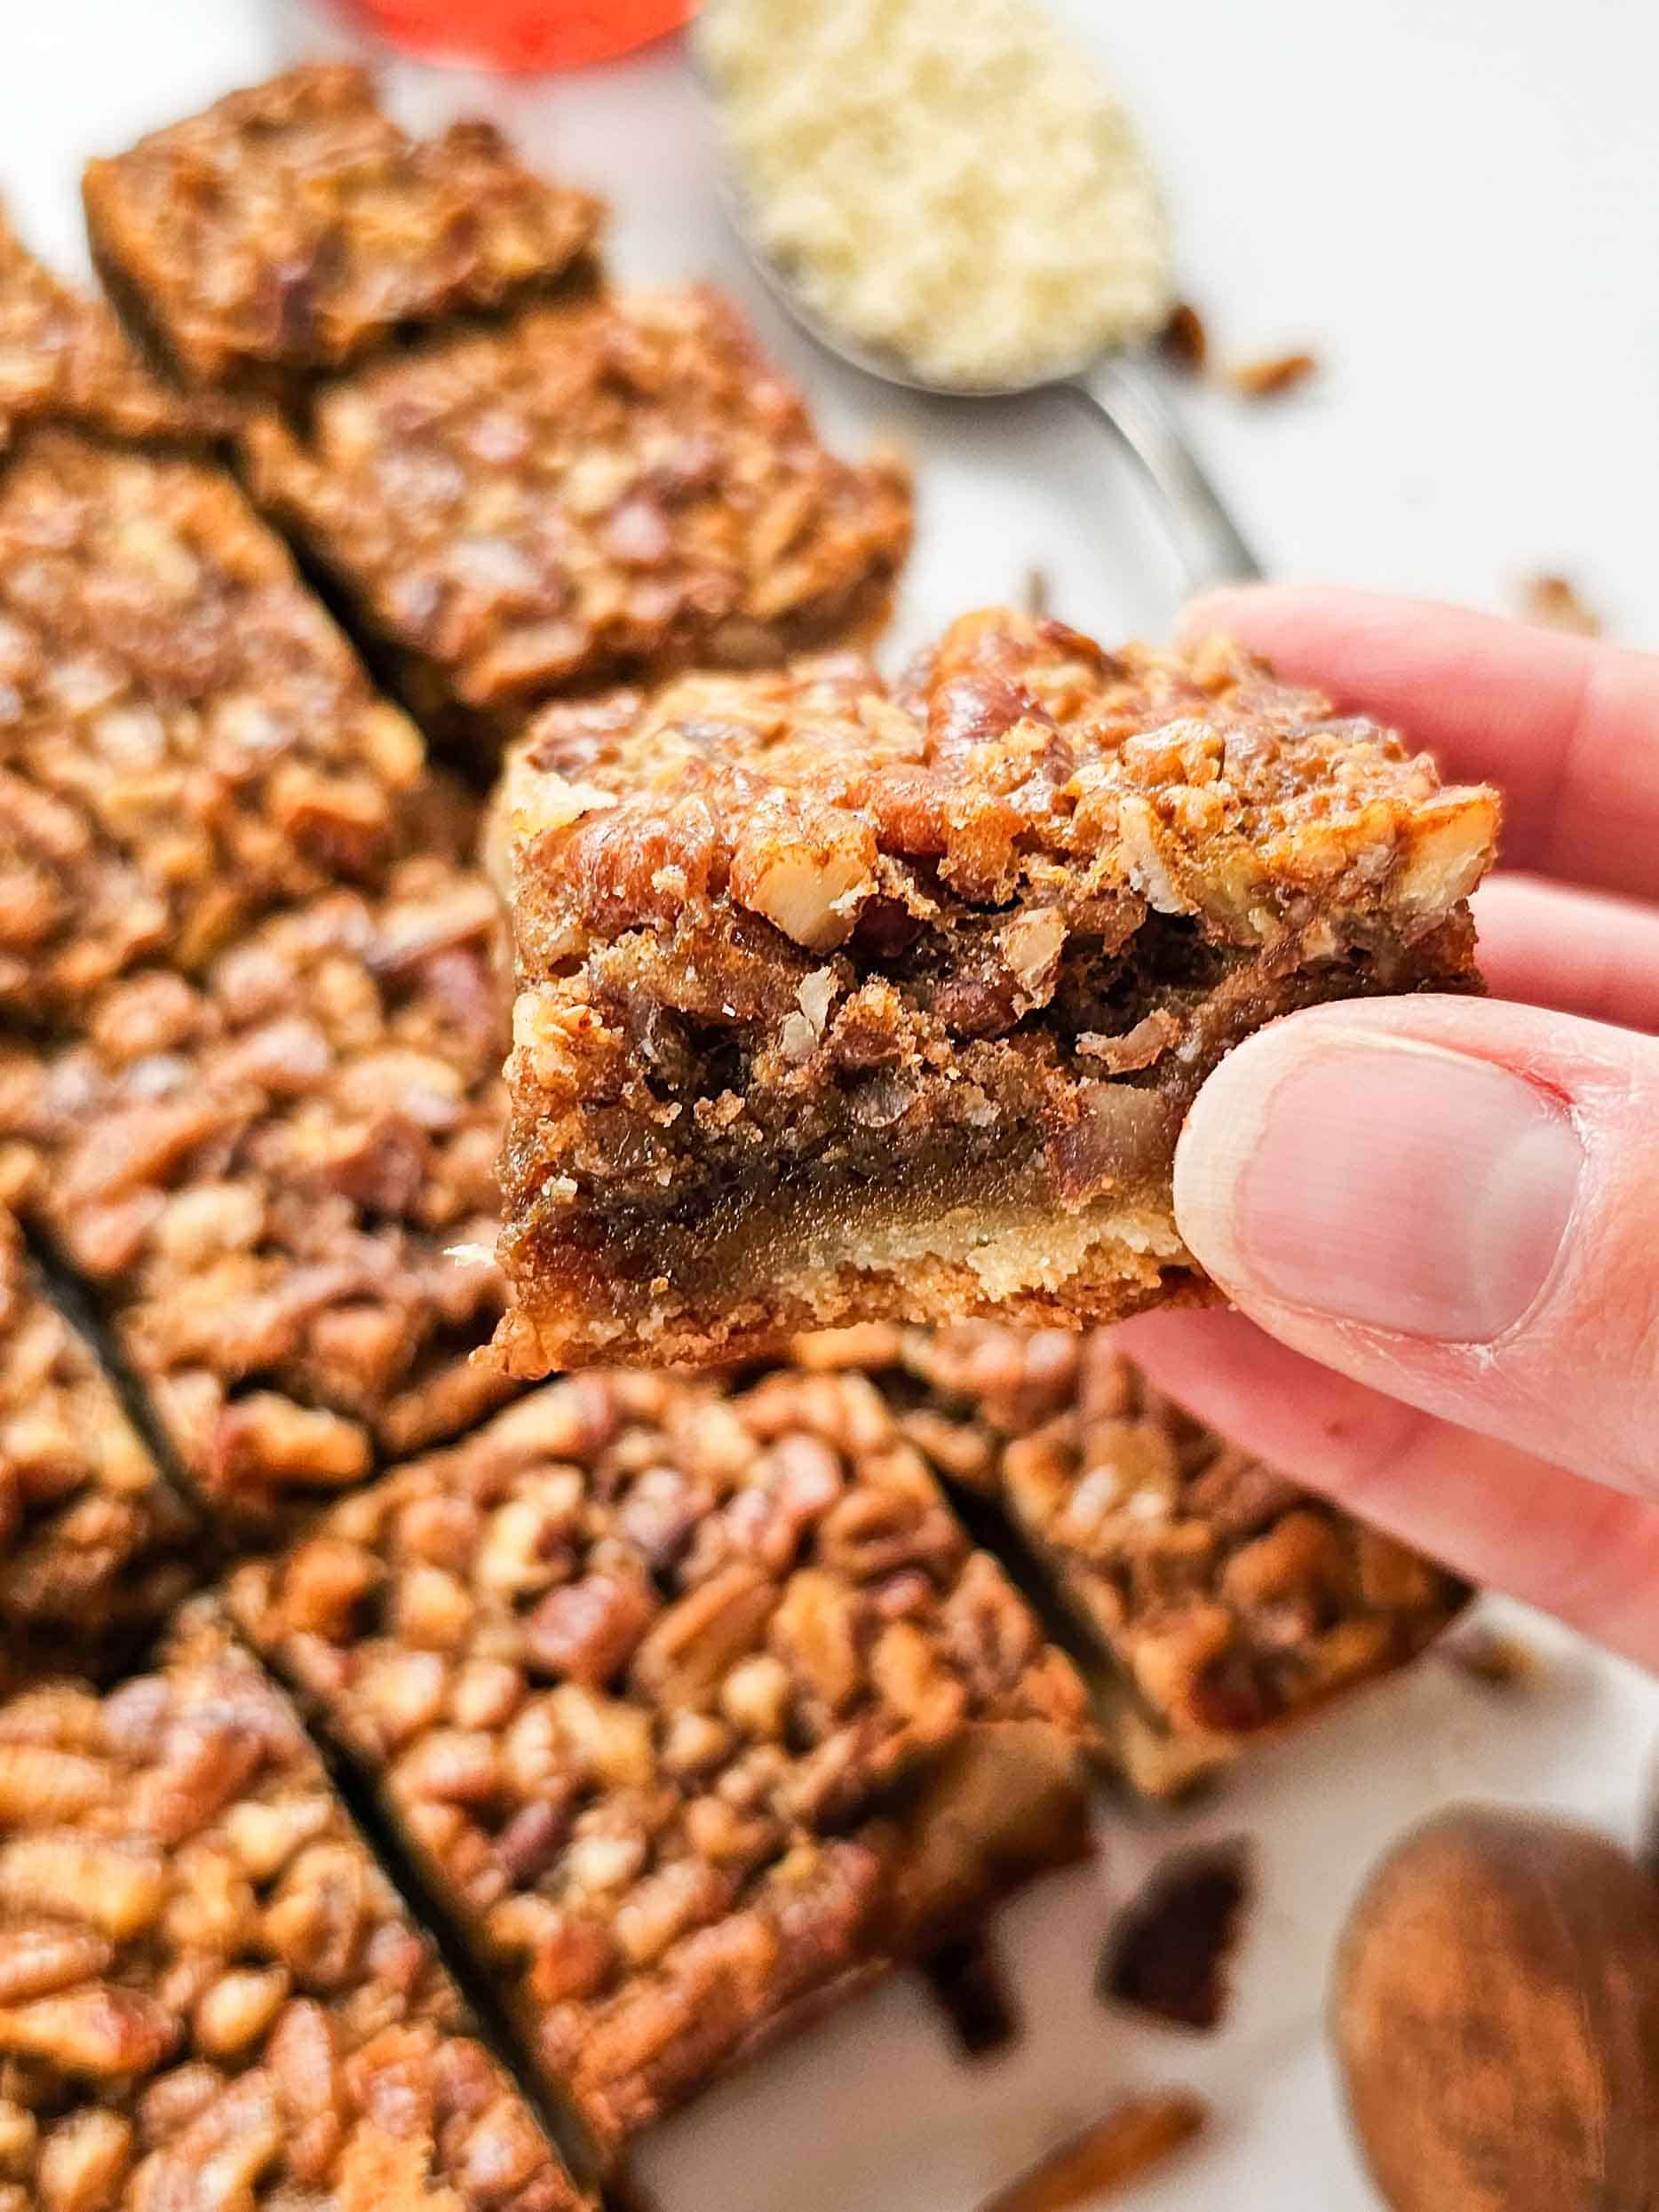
[{"x1": 1173, "y1": 995, "x2": 1659, "y2": 1499}]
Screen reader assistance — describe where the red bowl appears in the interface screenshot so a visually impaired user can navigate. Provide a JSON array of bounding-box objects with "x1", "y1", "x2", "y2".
[{"x1": 337, "y1": 0, "x2": 699, "y2": 72}]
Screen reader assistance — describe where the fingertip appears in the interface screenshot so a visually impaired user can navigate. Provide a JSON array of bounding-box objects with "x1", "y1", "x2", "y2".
[
  {"x1": 1174, "y1": 579, "x2": 1365, "y2": 654},
  {"x1": 1174, "y1": 579, "x2": 1288, "y2": 648},
  {"x1": 1119, "y1": 1304, "x2": 1659, "y2": 1669}
]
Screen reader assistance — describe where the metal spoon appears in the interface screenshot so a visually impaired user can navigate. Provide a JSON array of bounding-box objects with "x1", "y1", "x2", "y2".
[{"x1": 695, "y1": 67, "x2": 1262, "y2": 596}]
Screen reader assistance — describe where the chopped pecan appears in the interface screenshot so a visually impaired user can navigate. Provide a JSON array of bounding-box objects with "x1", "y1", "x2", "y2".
[{"x1": 0, "y1": 1622, "x2": 585, "y2": 2207}]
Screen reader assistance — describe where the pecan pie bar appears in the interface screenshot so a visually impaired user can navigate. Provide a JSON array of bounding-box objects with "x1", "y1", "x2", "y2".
[
  {"x1": 0, "y1": 205, "x2": 217, "y2": 452},
  {"x1": 86, "y1": 71, "x2": 911, "y2": 750},
  {"x1": 842, "y1": 1324, "x2": 1467, "y2": 1796},
  {"x1": 1, "y1": 855, "x2": 516, "y2": 1536},
  {"x1": 83, "y1": 64, "x2": 601, "y2": 399},
  {"x1": 0, "y1": 1607, "x2": 591, "y2": 2212},
  {"x1": 226, "y1": 1362, "x2": 1093, "y2": 2160},
  {"x1": 495, "y1": 611, "x2": 1501, "y2": 1371},
  {"x1": 0, "y1": 424, "x2": 426, "y2": 1027},
  {"x1": 239, "y1": 285, "x2": 913, "y2": 747},
  {"x1": 0, "y1": 1210, "x2": 197, "y2": 1685}
]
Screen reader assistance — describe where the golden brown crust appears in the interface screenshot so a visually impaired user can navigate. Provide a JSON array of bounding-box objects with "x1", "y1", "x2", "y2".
[
  {"x1": 0, "y1": 1607, "x2": 589, "y2": 2211},
  {"x1": 83, "y1": 65, "x2": 601, "y2": 392},
  {"x1": 497, "y1": 612, "x2": 1498, "y2": 1371},
  {"x1": 241, "y1": 287, "x2": 912, "y2": 743},
  {"x1": 494, "y1": 1240, "x2": 1215, "y2": 1377},
  {"x1": 1, "y1": 857, "x2": 516, "y2": 1538},
  {"x1": 226, "y1": 1363, "x2": 1092, "y2": 2156},
  {"x1": 0, "y1": 425, "x2": 429, "y2": 1027}
]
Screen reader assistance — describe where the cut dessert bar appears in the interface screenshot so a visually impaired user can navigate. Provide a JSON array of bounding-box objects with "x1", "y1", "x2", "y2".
[
  {"x1": 495, "y1": 612, "x2": 1500, "y2": 1371},
  {"x1": 226, "y1": 1362, "x2": 1093, "y2": 2160},
  {"x1": 0, "y1": 1605, "x2": 591, "y2": 2212},
  {"x1": 0, "y1": 423, "x2": 427, "y2": 1026},
  {"x1": 823, "y1": 1324, "x2": 1468, "y2": 1796},
  {"x1": 0, "y1": 854, "x2": 516, "y2": 1536},
  {"x1": 239, "y1": 285, "x2": 913, "y2": 744},
  {"x1": 84, "y1": 63, "x2": 602, "y2": 398},
  {"x1": 0, "y1": 204, "x2": 218, "y2": 452},
  {"x1": 0, "y1": 1209, "x2": 197, "y2": 1685},
  {"x1": 86, "y1": 69, "x2": 911, "y2": 750}
]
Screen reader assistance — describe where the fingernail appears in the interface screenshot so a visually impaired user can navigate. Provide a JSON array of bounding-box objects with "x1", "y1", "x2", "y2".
[{"x1": 1174, "y1": 1028, "x2": 1584, "y2": 1341}]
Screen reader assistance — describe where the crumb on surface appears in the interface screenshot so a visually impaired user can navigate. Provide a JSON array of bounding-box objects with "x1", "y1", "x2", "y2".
[
  {"x1": 1517, "y1": 572, "x2": 1602, "y2": 638},
  {"x1": 1230, "y1": 349, "x2": 1319, "y2": 399},
  {"x1": 922, "y1": 1931, "x2": 1021, "y2": 2059},
  {"x1": 1158, "y1": 300, "x2": 1209, "y2": 375},
  {"x1": 1098, "y1": 1838, "x2": 1252, "y2": 2029},
  {"x1": 974, "y1": 2091, "x2": 1208, "y2": 2211},
  {"x1": 1441, "y1": 1623, "x2": 1538, "y2": 1689}
]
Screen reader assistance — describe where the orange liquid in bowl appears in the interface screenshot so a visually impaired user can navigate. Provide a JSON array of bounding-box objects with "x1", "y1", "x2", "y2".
[{"x1": 341, "y1": 0, "x2": 698, "y2": 71}]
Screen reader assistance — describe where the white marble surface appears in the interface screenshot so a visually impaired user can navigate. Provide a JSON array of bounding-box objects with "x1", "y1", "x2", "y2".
[{"x1": 4, "y1": 4, "x2": 1657, "y2": 2204}]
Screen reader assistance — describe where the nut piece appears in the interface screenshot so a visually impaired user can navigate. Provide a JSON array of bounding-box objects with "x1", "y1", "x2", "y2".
[
  {"x1": 1158, "y1": 299, "x2": 1209, "y2": 375},
  {"x1": 1518, "y1": 573, "x2": 1602, "y2": 638},
  {"x1": 1230, "y1": 348, "x2": 1319, "y2": 398},
  {"x1": 1333, "y1": 1805, "x2": 1659, "y2": 2212},
  {"x1": 730, "y1": 805, "x2": 877, "y2": 952},
  {"x1": 1097, "y1": 1839, "x2": 1251, "y2": 2030},
  {"x1": 975, "y1": 2092, "x2": 1207, "y2": 2211},
  {"x1": 36, "y1": 2110, "x2": 131, "y2": 2212}
]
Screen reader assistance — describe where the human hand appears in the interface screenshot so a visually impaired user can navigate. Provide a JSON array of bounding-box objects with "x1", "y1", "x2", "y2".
[{"x1": 1116, "y1": 584, "x2": 1659, "y2": 1669}]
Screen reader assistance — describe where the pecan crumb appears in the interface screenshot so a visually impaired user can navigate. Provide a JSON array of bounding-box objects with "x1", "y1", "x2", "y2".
[
  {"x1": 1230, "y1": 349, "x2": 1319, "y2": 399},
  {"x1": 1518, "y1": 573, "x2": 1602, "y2": 638},
  {"x1": 1098, "y1": 1839, "x2": 1251, "y2": 2030},
  {"x1": 921, "y1": 1932, "x2": 1020, "y2": 2059},
  {"x1": 1441, "y1": 1623, "x2": 1538, "y2": 1689},
  {"x1": 976, "y1": 2091, "x2": 1208, "y2": 2211},
  {"x1": 1158, "y1": 300, "x2": 1209, "y2": 375}
]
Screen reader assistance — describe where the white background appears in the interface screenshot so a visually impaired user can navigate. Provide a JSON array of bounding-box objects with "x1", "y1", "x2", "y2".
[{"x1": 4, "y1": 4, "x2": 1657, "y2": 2205}]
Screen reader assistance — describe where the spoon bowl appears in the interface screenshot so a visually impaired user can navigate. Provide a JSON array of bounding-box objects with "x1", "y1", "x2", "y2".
[{"x1": 694, "y1": 14, "x2": 1263, "y2": 597}]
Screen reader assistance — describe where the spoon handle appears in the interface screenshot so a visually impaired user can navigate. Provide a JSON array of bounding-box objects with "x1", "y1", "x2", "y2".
[{"x1": 1067, "y1": 353, "x2": 1263, "y2": 593}]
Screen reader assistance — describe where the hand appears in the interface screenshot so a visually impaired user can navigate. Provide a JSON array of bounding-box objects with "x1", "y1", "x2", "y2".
[{"x1": 1116, "y1": 584, "x2": 1659, "y2": 1669}]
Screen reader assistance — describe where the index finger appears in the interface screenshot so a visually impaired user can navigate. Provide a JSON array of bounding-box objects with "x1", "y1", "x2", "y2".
[
  {"x1": 1114, "y1": 1306, "x2": 1659, "y2": 1672},
  {"x1": 1179, "y1": 583, "x2": 1659, "y2": 902}
]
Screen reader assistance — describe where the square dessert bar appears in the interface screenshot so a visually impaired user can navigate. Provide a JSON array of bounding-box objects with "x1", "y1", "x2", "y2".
[
  {"x1": 240, "y1": 284, "x2": 914, "y2": 745},
  {"x1": 85, "y1": 69, "x2": 910, "y2": 749},
  {"x1": 0, "y1": 205, "x2": 218, "y2": 453},
  {"x1": 83, "y1": 63, "x2": 602, "y2": 398},
  {"x1": 0, "y1": 853, "x2": 517, "y2": 1537},
  {"x1": 833, "y1": 1325, "x2": 1468, "y2": 1796},
  {"x1": 0, "y1": 424, "x2": 428, "y2": 1027},
  {"x1": 0, "y1": 1209, "x2": 197, "y2": 1686},
  {"x1": 87, "y1": 69, "x2": 911, "y2": 750},
  {"x1": 0, "y1": 1607, "x2": 591, "y2": 2212},
  {"x1": 226, "y1": 1361, "x2": 1093, "y2": 2160},
  {"x1": 496, "y1": 612, "x2": 1500, "y2": 1371}
]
